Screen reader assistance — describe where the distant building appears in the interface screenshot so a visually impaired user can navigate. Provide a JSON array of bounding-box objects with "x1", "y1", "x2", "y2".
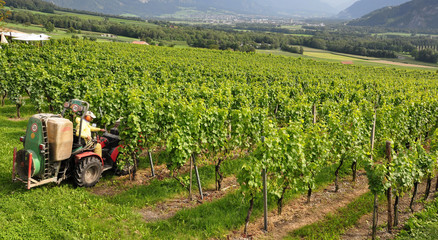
[
  {"x1": 101, "y1": 34, "x2": 117, "y2": 38},
  {"x1": 0, "y1": 31, "x2": 50, "y2": 42}
]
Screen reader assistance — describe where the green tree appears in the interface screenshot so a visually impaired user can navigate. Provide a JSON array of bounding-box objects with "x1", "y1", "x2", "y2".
[
  {"x1": 44, "y1": 21, "x2": 55, "y2": 32},
  {"x1": 415, "y1": 48, "x2": 438, "y2": 63},
  {"x1": 0, "y1": 0, "x2": 10, "y2": 29}
]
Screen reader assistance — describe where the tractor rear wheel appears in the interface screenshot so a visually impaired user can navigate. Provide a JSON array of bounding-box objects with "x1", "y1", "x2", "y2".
[{"x1": 74, "y1": 156, "x2": 102, "y2": 187}]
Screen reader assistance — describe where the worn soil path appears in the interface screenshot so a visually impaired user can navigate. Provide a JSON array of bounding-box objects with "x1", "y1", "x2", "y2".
[
  {"x1": 341, "y1": 179, "x2": 438, "y2": 240},
  {"x1": 227, "y1": 172, "x2": 370, "y2": 240}
]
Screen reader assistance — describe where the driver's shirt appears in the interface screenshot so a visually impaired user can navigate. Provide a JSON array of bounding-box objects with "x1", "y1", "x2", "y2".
[{"x1": 75, "y1": 117, "x2": 101, "y2": 141}]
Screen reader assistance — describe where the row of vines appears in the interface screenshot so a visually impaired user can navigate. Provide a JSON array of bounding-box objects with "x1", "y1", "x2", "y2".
[{"x1": 1, "y1": 39, "x2": 438, "y2": 236}]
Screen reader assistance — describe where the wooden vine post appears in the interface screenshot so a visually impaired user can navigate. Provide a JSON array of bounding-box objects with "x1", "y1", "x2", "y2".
[
  {"x1": 385, "y1": 141, "x2": 393, "y2": 233},
  {"x1": 148, "y1": 151, "x2": 155, "y2": 177},
  {"x1": 307, "y1": 104, "x2": 317, "y2": 203},
  {"x1": 192, "y1": 153, "x2": 203, "y2": 200},
  {"x1": 261, "y1": 136, "x2": 268, "y2": 232},
  {"x1": 370, "y1": 110, "x2": 378, "y2": 240},
  {"x1": 394, "y1": 193, "x2": 400, "y2": 226},
  {"x1": 189, "y1": 154, "x2": 193, "y2": 201},
  {"x1": 263, "y1": 168, "x2": 268, "y2": 232},
  {"x1": 372, "y1": 191, "x2": 379, "y2": 240},
  {"x1": 436, "y1": 172, "x2": 438, "y2": 192}
]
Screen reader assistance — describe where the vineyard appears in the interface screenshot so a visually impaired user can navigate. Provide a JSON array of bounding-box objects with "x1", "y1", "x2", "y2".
[{"x1": 1, "y1": 40, "x2": 438, "y2": 239}]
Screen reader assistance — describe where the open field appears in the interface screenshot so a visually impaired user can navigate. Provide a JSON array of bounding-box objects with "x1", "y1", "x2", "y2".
[
  {"x1": 374, "y1": 32, "x2": 438, "y2": 38},
  {"x1": 257, "y1": 47, "x2": 438, "y2": 70}
]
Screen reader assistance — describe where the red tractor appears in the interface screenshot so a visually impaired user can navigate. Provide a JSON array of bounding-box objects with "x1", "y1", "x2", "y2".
[{"x1": 12, "y1": 99, "x2": 123, "y2": 189}]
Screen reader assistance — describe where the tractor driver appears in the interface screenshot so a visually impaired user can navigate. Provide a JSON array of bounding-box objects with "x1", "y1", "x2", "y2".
[{"x1": 75, "y1": 111, "x2": 105, "y2": 157}]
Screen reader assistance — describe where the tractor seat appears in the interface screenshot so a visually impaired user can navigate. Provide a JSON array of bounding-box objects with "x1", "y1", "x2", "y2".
[{"x1": 72, "y1": 129, "x2": 86, "y2": 151}]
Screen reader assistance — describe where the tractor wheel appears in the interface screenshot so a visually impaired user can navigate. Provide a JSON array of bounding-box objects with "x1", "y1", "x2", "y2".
[{"x1": 74, "y1": 156, "x2": 102, "y2": 187}]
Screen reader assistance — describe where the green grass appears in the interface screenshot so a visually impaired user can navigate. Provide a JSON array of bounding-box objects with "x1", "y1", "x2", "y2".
[
  {"x1": 0, "y1": 101, "x2": 149, "y2": 239},
  {"x1": 285, "y1": 192, "x2": 375, "y2": 240},
  {"x1": 374, "y1": 32, "x2": 438, "y2": 38},
  {"x1": 396, "y1": 193, "x2": 438, "y2": 240},
  {"x1": 280, "y1": 25, "x2": 303, "y2": 30},
  {"x1": 55, "y1": 10, "x2": 158, "y2": 28},
  {"x1": 160, "y1": 7, "x2": 232, "y2": 19},
  {"x1": 2, "y1": 22, "x2": 47, "y2": 33}
]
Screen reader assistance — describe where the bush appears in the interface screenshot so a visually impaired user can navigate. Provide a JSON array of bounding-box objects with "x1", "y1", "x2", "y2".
[
  {"x1": 43, "y1": 21, "x2": 54, "y2": 32},
  {"x1": 281, "y1": 44, "x2": 304, "y2": 54}
]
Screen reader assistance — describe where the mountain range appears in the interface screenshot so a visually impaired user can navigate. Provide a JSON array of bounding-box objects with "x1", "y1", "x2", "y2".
[
  {"x1": 41, "y1": 0, "x2": 339, "y2": 18},
  {"x1": 348, "y1": 0, "x2": 438, "y2": 29},
  {"x1": 337, "y1": 0, "x2": 410, "y2": 19}
]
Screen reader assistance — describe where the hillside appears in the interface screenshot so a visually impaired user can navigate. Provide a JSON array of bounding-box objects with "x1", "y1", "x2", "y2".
[
  {"x1": 348, "y1": 0, "x2": 438, "y2": 29},
  {"x1": 41, "y1": 0, "x2": 337, "y2": 18},
  {"x1": 337, "y1": 0, "x2": 409, "y2": 19}
]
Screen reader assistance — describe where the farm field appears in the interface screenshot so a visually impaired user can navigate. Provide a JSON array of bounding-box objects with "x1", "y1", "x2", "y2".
[
  {"x1": 373, "y1": 32, "x2": 438, "y2": 38},
  {"x1": 1, "y1": 40, "x2": 438, "y2": 239},
  {"x1": 257, "y1": 47, "x2": 438, "y2": 70}
]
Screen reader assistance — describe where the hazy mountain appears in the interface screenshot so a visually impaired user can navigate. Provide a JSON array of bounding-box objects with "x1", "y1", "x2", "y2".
[
  {"x1": 348, "y1": 0, "x2": 438, "y2": 29},
  {"x1": 337, "y1": 0, "x2": 410, "y2": 19},
  {"x1": 42, "y1": 0, "x2": 338, "y2": 18},
  {"x1": 321, "y1": 0, "x2": 357, "y2": 12}
]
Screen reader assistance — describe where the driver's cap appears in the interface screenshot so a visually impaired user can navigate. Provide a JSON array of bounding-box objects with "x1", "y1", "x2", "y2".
[{"x1": 85, "y1": 111, "x2": 96, "y2": 119}]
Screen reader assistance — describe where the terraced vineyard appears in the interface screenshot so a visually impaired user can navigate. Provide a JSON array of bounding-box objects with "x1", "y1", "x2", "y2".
[{"x1": 1, "y1": 40, "x2": 438, "y2": 239}]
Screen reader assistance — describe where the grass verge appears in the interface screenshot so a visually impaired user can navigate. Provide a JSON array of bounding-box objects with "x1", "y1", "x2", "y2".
[{"x1": 396, "y1": 193, "x2": 438, "y2": 240}]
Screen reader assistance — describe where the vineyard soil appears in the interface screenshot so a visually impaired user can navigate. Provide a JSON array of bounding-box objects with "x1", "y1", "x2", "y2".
[
  {"x1": 139, "y1": 176, "x2": 238, "y2": 222},
  {"x1": 227, "y1": 172, "x2": 370, "y2": 239},
  {"x1": 341, "y1": 179, "x2": 438, "y2": 240},
  {"x1": 90, "y1": 164, "x2": 173, "y2": 196}
]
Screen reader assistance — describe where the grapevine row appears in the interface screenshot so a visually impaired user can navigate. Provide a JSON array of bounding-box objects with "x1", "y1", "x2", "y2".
[{"x1": 1, "y1": 40, "x2": 438, "y2": 235}]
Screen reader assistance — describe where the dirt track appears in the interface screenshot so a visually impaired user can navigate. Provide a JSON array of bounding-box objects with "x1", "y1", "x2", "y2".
[{"x1": 227, "y1": 172, "x2": 370, "y2": 240}]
